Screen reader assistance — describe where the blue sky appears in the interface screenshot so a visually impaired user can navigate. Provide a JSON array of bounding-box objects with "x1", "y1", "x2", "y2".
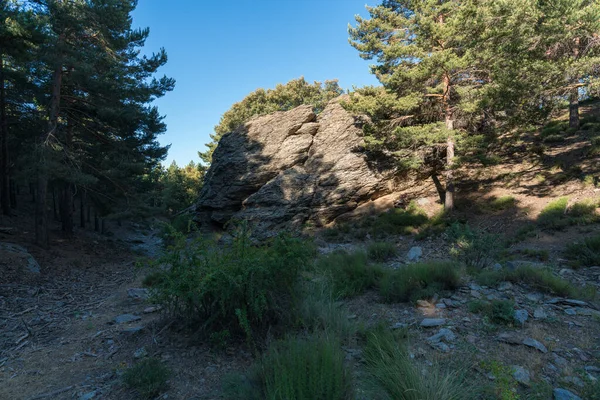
[{"x1": 131, "y1": 0, "x2": 380, "y2": 166}]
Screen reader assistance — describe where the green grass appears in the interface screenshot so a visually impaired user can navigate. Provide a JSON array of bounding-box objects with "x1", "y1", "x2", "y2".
[
  {"x1": 363, "y1": 325, "x2": 473, "y2": 400},
  {"x1": 123, "y1": 358, "x2": 170, "y2": 399},
  {"x1": 224, "y1": 335, "x2": 353, "y2": 400},
  {"x1": 379, "y1": 262, "x2": 461, "y2": 303},
  {"x1": 517, "y1": 248, "x2": 549, "y2": 262},
  {"x1": 367, "y1": 241, "x2": 397, "y2": 261},
  {"x1": 486, "y1": 196, "x2": 517, "y2": 212},
  {"x1": 537, "y1": 197, "x2": 599, "y2": 230},
  {"x1": 448, "y1": 223, "x2": 501, "y2": 270},
  {"x1": 564, "y1": 234, "x2": 600, "y2": 267},
  {"x1": 316, "y1": 250, "x2": 384, "y2": 298},
  {"x1": 468, "y1": 300, "x2": 515, "y2": 325},
  {"x1": 370, "y1": 202, "x2": 430, "y2": 236},
  {"x1": 475, "y1": 266, "x2": 596, "y2": 300},
  {"x1": 480, "y1": 361, "x2": 520, "y2": 400}
]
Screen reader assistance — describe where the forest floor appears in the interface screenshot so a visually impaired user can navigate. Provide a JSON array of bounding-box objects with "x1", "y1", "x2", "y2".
[{"x1": 0, "y1": 105, "x2": 599, "y2": 400}]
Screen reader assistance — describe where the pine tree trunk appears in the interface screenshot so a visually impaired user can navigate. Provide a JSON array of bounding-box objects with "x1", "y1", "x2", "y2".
[
  {"x1": 52, "y1": 186, "x2": 59, "y2": 221},
  {"x1": 87, "y1": 204, "x2": 91, "y2": 223},
  {"x1": 0, "y1": 53, "x2": 10, "y2": 216},
  {"x1": 443, "y1": 73, "x2": 455, "y2": 212},
  {"x1": 569, "y1": 88, "x2": 579, "y2": 129},
  {"x1": 9, "y1": 179, "x2": 16, "y2": 208},
  {"x1": 60, "y1": 122, "x2": 74, "y2": 235},
  {"x1": 80, "y1": 191, "x2": 85, "y2": 228},
  {"x1": 36, "y1": 61, "x2": 63, "y2": 247},
  {"x1": 94, "y1": 212, "x2": 99, "y2": 232}
]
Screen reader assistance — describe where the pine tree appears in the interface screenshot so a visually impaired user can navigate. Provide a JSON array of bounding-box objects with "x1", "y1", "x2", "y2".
[{"x1": 349, "y1": 0, "x2": 488, "y2": 210}]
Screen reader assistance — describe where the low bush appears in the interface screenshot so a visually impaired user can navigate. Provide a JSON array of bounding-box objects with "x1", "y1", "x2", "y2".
[
  {"x1": 468, "y1": 300, "x2": 515, "y2": 325},
  {"x1": 367, "y1": 241, "x2": 397, "y2": 261},
  {"x1": 370, "y1": 202, "x2": 430, "y2": 236},
  {"x1": 448, "y1": 223, "x2": 500, "y2": 270},
  {"x1": 480, "y1": 361, "x2": 519, "y2": 400},
  {"x1": 486, "y1": 196, "x2": 517, "y2": 212},
  {"x1": 364, "y1": 325, "x2": 473, "y2": 400},
  {"x1": 123, "y1": 358, "x2": 170, "y2": 399},
  {"x1": 565, "y1": 234, "x2": 600, "y2": 267},
  {"x1": 379, "y1": 262, "x2": 461, "y2": 303},
  {"x1": 224, "y1": 335, "x2": 353, "y2": 400},
  {"x1": 146, "y1": 226, "x2": 314, "y2": 341},
  {"x1": 518, "y1": 248, "x2": 549, "y2": 262},
  {"x1": 537, "y1": 197, "x2": 569, "y2": 229},
  {"x1": 316, "y1": 250, "x2": 384, "y2": 298}
]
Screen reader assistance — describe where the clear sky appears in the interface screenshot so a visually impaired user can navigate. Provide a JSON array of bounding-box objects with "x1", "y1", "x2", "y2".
[{"x1": 131, "y1": 0, "x2": 380, "y2": 166}]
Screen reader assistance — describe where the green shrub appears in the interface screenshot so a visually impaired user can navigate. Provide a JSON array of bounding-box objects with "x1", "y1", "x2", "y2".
[
  {"x1": 367, "y1": 241, "x2": 397, "y2": 261},
  {"x1": 146, "y1": 226, "x2": 314, "y2": 341},
  {"x1": 537, "y1": 197, "x2": 599, "y2": 230},
  {"x1": 538, "y1": 197, "x2": 569, "y2": 229},
  {"x1": 518, "y1": 248, "x2": 549, "y2": 262},
  {"x1": 543, "y1": 134, "x2": 565, "y2": 143},
  {"x1": 316, "y1": 250, "x2": 384, "y2": 298},
  {"x1": 448, "y1": 223, "x2": 500, "y2": 270},
  {"x1": 481, "y1": 361, "x2": 519, "y2": 400},
  {"x1": 379, "y1": 262, "x2": 461, "y2": 303},
  {"x1": 468, "y1": 300, "x2": 515, "y2": 325},
  {"x1": 371, "y1": 202, "x2": 429, "y2": 236},
  {"x1": 364, "y1": 325, "x2": 473, "y2": 400},
  {"x1": 565, "y1": 234, "x2": 600, "y2": 267},
  {"x1": 259, "y1": 335, "x2": 353, "y2": 400},
  {"x1": 123, "y1": 358, "x2": 170, "y2": 399}
]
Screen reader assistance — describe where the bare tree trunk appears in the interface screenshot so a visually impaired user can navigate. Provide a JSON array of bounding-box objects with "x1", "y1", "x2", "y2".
[
  {"x1": 59, "y1": 122, "x2": 74, "y2": 235},
  {"x1": 9, "y1": 179, "x2": 16, "y2": 208},
  {"x1": 36, "y1": 62, "x2": 62, "y2": 247},
  {"x1": 94, "y1": 211, "x2": 99, "y2": 232},
  {"x1": 0, "y1": 53, "x2": 10, "y2": 216},
  {"x1": 80, "y1": 190, "x2": 85, "y2": 228},
  {"x1": 569, "y1": 37, "x2": 581, "y2": 130},
  {"x1": 52, "y1": 186, "x2": 59, "y2": 221}
]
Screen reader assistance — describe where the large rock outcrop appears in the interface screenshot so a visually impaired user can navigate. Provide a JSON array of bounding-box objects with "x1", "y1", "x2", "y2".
[{"x1": 195, "y1": 100, "x2": 395, "y2": 238}]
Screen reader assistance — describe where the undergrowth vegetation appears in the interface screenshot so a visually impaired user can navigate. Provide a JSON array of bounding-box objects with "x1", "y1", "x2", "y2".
[
  {"x1": 123, "y1": 358, "x2": 171, "y2": 399},
  {"x1": 565, "y1": 234, "x2": 600, "y2": 267},
  {"x1": 468, "y1": 300, "x2": 515, "y2": 325},
  {"x1": 449, "y1": 223, "x2": 500, "y2": 270},
  {"x1": 145, "y1": 226, "x2": 314, "y2": 342},
  {"x1": 475, "y1": 266, "x2": 596, "y2": 300},
  {"x1": 316, "y1": 250, "x2": 384, "y2": 298},
  {"x1": 364, "y1": 325, "x2": 473, "y2": 400},
  {"x1": 537, "y1": 197, "x2": 599, "y2": 230}
]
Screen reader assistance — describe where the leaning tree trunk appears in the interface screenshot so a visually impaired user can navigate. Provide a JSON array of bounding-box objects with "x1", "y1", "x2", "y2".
[
  {"x1": 431, "y1": 173, "x2": 446, "y2": 204},
  {"x1": 0, "y1": 53, "x2": 10, "y2": 216},
  {"x1": 36, "y1": 62, "x2": 62, "y2": 247}
]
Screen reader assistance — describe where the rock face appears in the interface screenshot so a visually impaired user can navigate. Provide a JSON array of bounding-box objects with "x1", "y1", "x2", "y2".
[{"x1": 195, "y1": 100, "x2": 394, "y2": 238}]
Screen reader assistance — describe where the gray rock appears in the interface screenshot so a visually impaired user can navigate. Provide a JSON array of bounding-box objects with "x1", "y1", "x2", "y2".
[
  {"x1": 195, "y1": 100, "x2": 396, "y2": 239},
  {"x1": 514, "y1": 309, "x2": 529, "y2": 325},
  {"x1": 553, "y1": 354, "x2": 568, "y2": 368},
  {"x1": 420, "y1": 318, "x2": 446, "y2": 328},
  {"x1": 143, "y1": 306, "x2": 160, "y2": 314},
  {"x1": 407, "y1": 247, "x2": 423, "y2": 262},
  {"x1": 127, "y1": 288, "x2": 150, "y2": 300},
  {"x1": 114, "y1": 314, "x2": 141, "y2": 324},
  {"x1": 416, "y1": 300, "x2": 431, "y2": 308},
  {"x1": 505, "y1": 261, "x2": 517, "y2": 271},
  {"x1": 564, "y1": 308, "x2": 577, "y2": 316},
  {"x1": 391, "y1": 322, "x2": 408, "y2": 330},
  {"x1": 134, "y1": 347, "x2": 148, "y2": 359},
  {"x1": 585, "y1": 366, "x2": 600, "y2": 373},
  {"x1": 498, "y1": 282, "x2": 513, "y2": 291},
  {"x1": 492, "y1": 263, "x2": 503, "y2": 271},
  {"x1": 0, "y1": 242, "x2": 40, "y2": 273},
  {"x1": 120, "y1": 326, "x2": 145, "y2": 334},
  {"x1": 526, "y1": 293, "x2": 542, "y2": 303},
  {"x1": 553, "y1": 388, "x2": 582, "y2": 400},
  {"x1": 471, "y1": 290, "x2": 482, "y2": 299},
  {"x1": 534, "y1": 307, "x2": 548, "y2": 319},
  {"x1": 523, "y1": 338, "x2": 548, "y2": 353},
  {"x1": 574, "y1": 307, "x2": 600, "y2": 318},
  {"x1": 430, "y1": 342, "x2": 451, "y2": 352},
  {"x1": 512, "y1": 366, "x2": 531, "y2": 386},
  {"x1": 497, "y1": 332, "x2": 522, "y2": 345},
  {"x1": 80, "y1": 391, "x2": 97, "y2": 400},
  {"x1": 562, "y1": 376, "x2": 584, "y2": 388},
  {"x1": 427, "y1": 328, "x2": 456, "y2": 344}
]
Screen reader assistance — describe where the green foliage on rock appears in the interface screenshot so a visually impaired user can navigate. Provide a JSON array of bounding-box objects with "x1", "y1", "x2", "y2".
[{"x1": 199, "y1": 77, "x2": 343, "y2": 164}]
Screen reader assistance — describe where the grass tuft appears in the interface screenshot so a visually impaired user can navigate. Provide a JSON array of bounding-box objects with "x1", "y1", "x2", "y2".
[
  {"x1": 565, "y1": 234, "x2": 600, "y2": 267},
  {"x1": 379, "y1": 262, "x2": 461, "y2": 303},
  {"x1": 316, "y1": 250, "x2": 384, "y2": 298},
  {"x1": 367, "y1": 241, "x2": 397, "y2": 261},
  {"x1": 537, "y1": 197, "x2": 599, "y2": 230},
  {"x1": 468, "y1": 300, "x2": 515, "y2": 325},
  {"x1": 123, "y1": 358, "x2": 170, "y2": 399}
]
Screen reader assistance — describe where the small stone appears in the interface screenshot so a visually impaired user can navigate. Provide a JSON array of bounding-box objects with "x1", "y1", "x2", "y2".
[
  {"x1": 114, "y1": 314, "x2": 141, "y2": 324},
  {"x1": 492, "y1": 263, "x2": 503, "y2": 271},
  {"x1": 127, "y1": 288, "x2": 150, "y2": 300},
  {"x1": 391, "y1": 322, "x2": 408, "y2": 330},
  {"x1": 120, "y1": 326, "x2": 145, "y2": 334},
  {"x1": 143, "y1": 306, "x2": 159, "y2": 314},
  {"x1": 471, "y1": 290, "x2": 482, "y2": 299},
  {"x1": 407, "y1": 247, "x2": 423, "y2": 262},
  {"x1": 80, "y1": 392, "x2": 97, "y2": 400},
  {"x1": 427, "y1": 328, "x2": 457, "y2": 344},
  {"x1": 564, "y1": 308, "x2": 577, "y2": 316},
  {"x1": 526, "y1": 293, "x2": 542, "y2": 303},
  {"x1": 534, "y1": 307, "x2": 548, "y2": 319},
  {"x1": 512, "y1": 366, "x2": 531, "y2": 386},
  {"x1": 462, "y1": 317, "x2": 471, "y2": 323},
  {"x1": 420, "y1": 318, "x2": 446, "y2": 327},
  {"x1": 574, "y1": 308, "x2": 600, "y2": 318},
  {"x1": 497, "y1": 332, "x2": 521, "y2": 345},
  {"x1": 585, "y1": 366, "x2": 600, "y2": 373},
  {"x1": 553, "y1": 354, "x2": 568, "y2": 368},
  {"x1": 134, "y1": 347, "x2": 147, "y2": 359},
  {"x1": 469, "y1": 283, "x2": 482, "y2": 291},
  {"x1": 562, "y1": 299, "x2": 588, "y2": 307},
  {"x1": 553, "y1": 388, "x2": 582, "y2": 400},
  {"x1": 523, "y1": 338, "x2": 548, "y2": 353},
  {"x1": 498, "y1": 282, "x2": 513, "y2": 291},
  {"x1": 416, "y1": 300, "x2": 431, "y2": 308},
  {"x1": 562, "y1": 376, "x2": 585, "y2": 388},
  {"x1": 435, "y1": 303, "x2": 447, "y2": 309},
  {"x1": 431, "y1": 342, "x2": 450, "y2": 352},
  {"x1": 514, "y1": 309, "x2": 529, "y2": 325}
]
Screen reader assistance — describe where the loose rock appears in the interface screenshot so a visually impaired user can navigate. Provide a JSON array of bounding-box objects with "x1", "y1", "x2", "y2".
[
  {"x1": 114, "y1": 314, "x2": 141, "y2": 324},
  {"x1": 512, "y1": 366, "x2": 531, "y2": 386},
  {"x1": 523, "y1": 338, "x2": 548, "y2": 353},
  {"x1": 553, "y1": 388, "x2": 582, "y2": 400},
  {"x1": 514, "y1": 309, "x2": 529, "y2": 325},
  {"x1": 407, "y1": 247, "x2": 423, "y2": 262},
  {"x1": 420, "y1": 318, "x2": 446, "y2": 328}
]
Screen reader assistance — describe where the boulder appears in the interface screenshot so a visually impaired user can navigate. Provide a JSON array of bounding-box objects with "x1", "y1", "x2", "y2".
[
  {"x1": 195, "y1": 100, "x2": 395, "y2": 239},
  {"x1": 0, "y1": 242, "x2": 40, "y2": 274}
]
